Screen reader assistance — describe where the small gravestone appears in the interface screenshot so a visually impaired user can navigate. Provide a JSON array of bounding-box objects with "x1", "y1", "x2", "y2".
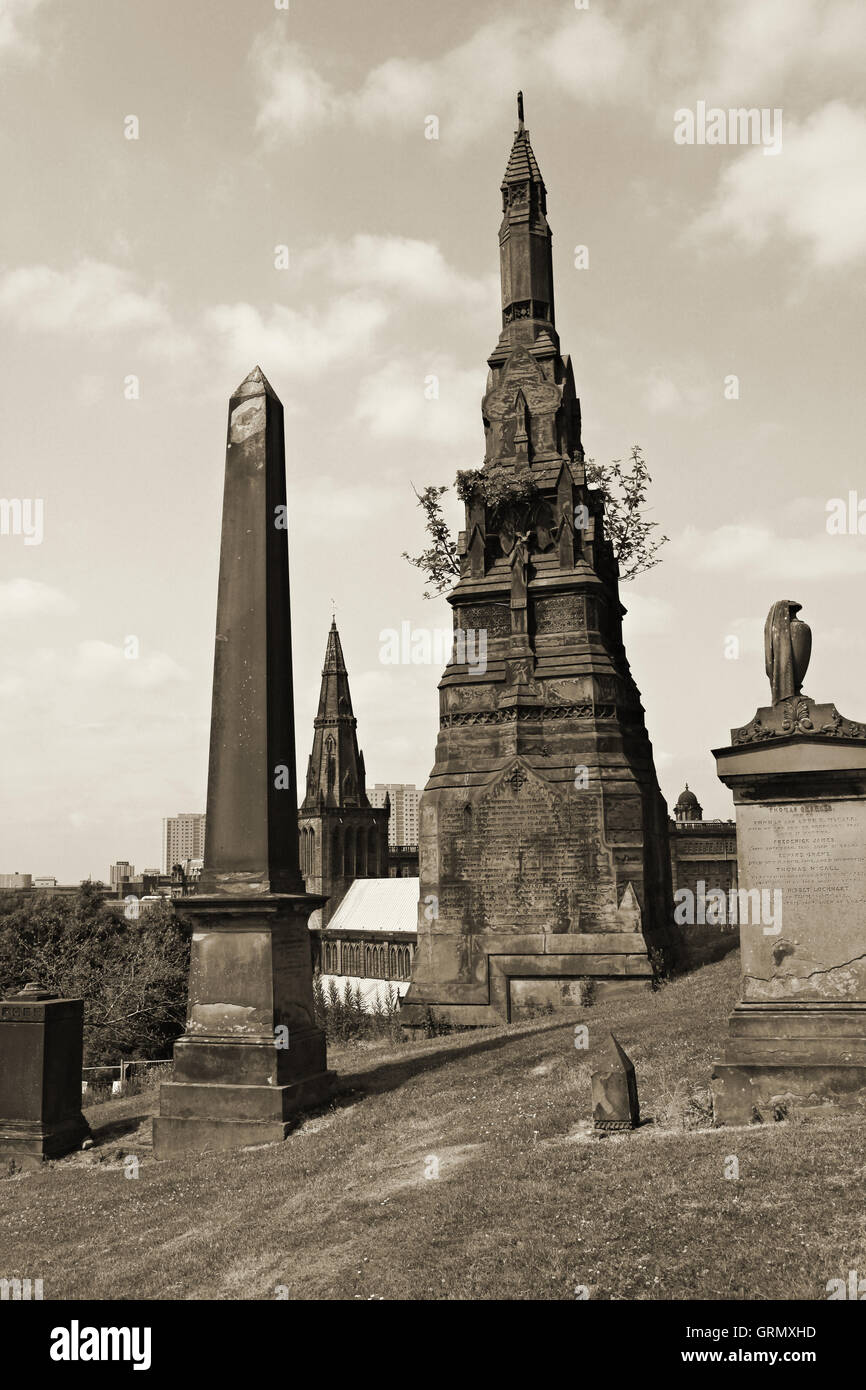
[
  {"x1": 592, "y1": 1032, "x2": 640, "y2": 1131},
  {"x1": 0, "y1": 982, "x2": 91, "y2": 1167}
]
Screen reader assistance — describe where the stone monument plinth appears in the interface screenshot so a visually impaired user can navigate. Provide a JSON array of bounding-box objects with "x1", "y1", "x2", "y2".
[
  {"x1": 711, "y1": 601, "x2": 866, "y2": 1122},
  {"x1": 0, "y1": 983, "x2": 91, "y2": 1167},
  {"x1": 153, "y1": 367, "x2": 333, "y2": 1159}
]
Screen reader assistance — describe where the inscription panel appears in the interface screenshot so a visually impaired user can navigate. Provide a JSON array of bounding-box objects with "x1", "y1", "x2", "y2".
[
  {"x1": 737, "y1": 798, "x2": 866, "y2": 1001},
  {"x1": 438, "y1": 766, "x2": 617, "y2": 935}
]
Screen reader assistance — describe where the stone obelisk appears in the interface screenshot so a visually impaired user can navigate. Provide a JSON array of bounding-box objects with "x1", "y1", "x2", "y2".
[{"x1": 153, "y1": 366, "x2": 333, "y2": 1158}]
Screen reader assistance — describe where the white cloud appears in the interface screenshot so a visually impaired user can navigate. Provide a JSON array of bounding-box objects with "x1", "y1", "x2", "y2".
[
  {"x1": 249, "y1": 13, "x2": 634, "y2": 146},
  {"x1": 205, "y1": 293, "x2": 389, "y2": 380},
  {"x1": 692, "y1": 0, "x2": 866, "y2": 105},
  {"x1": 621, "y1": 593, "x2": 676, "y2": 637},
  {"x1": 298, "y1": 235, "x2": 494, "y2": 309},
  {"x1": 686, "y1": 102, "x2": 866, "y2": 269},
  {"x1": 252, "y1": 38, "x2": 338, "y2": 139},
  {"x1": 0, "y1": 260, "x2": 171, "y2": 335},
  {"x1": 71, "y1": 640, "x2": 189, "y2": 691},
  {"x1": 355, "y1": 358, "x2": 481, "y2": 447},
  {"x1": 0, "y1": 0, "x2": 47, "y2": 58},
  {"x1": 673, "y1": 522, "x2": 866, "y2": 579},
  {"x1": 643, "y1": 371, "x2": 710, "y2": 417},
  {"x1": 0, "y1": 578, "x2": 77, "y2": 618}
]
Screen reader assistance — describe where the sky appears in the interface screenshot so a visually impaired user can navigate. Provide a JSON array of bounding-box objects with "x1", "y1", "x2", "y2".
[{"x1": 0, "y1": 0, "x2": 864, "y2": 881}]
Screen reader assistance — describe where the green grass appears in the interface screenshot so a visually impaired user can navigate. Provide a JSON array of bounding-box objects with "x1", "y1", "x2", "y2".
[{"x1": 2, "y1": 951, "x2": 866, "y2": 1301}]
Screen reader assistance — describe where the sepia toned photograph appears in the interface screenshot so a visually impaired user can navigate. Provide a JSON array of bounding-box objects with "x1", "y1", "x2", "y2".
[{"x1": 1, "y1": 0, "x2": 864, "y2": 1360}]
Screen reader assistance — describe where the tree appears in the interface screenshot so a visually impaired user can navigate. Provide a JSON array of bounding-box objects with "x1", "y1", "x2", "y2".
[
  {"x1": 0, "y1": 886, "x2": 191, "y2": 1064},
  {"x1": 401, "y1": 485, "x2": 460, "y2": 600},
  {"x1": 403, "y1": 446, "x2": 668, "y2": 596},
  {"x1": 584, "y1": 446, "x2": 668, "y2": 583}
]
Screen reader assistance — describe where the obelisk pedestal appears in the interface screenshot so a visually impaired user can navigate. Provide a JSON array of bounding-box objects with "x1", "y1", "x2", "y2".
[
  {"x1": 711, "y1": 602, "x2": 866, "y2": 1123},
  {"x1": 153, "y1": 367, "x2": 333, "y2": 1159}
]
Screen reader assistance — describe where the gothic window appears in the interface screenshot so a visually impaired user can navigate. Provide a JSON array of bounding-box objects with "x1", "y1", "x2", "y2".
[
  {"x1": 332, "y1": 825, "x2": 342, "y2": 873},
  {"x1": 344, "y1": 826, "x2": 355, "y2": 877}
]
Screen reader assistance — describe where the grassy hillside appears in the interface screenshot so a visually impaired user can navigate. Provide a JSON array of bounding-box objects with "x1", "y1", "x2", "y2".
[{"x1": 2, "y1": 951, "x2": 865, "y2": 1301}]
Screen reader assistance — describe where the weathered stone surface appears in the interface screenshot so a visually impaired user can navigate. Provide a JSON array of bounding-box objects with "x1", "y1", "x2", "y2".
[
  {"x1": 0, "y1": 984, "x2": 90, "y2": 1167},
  {"x1": 712, "y1": 617, "x2": 866, "y2": 1123},
  {"x1": 153, "y1": 368, "x2": 333, "y2": 1159},
  {"x1": 591, "y1": 1032, "x2": 640, "y2": 1130}
]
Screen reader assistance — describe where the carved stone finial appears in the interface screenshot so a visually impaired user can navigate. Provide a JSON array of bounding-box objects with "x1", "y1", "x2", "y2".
[
  {"x1": 764, "y1": 601, "x2": 811, "y2": 705},
  {"x1": 517, "y1": 91, "x2": 524, "y2": 128}
]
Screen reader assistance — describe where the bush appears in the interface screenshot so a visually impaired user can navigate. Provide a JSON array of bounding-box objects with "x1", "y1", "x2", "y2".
[
  {"x1": 312, "y1": 972, "x2": 403, "y2": 1046},
  {"x1": 0, "y1": 885, "x2": 190, "y2": 1065}
]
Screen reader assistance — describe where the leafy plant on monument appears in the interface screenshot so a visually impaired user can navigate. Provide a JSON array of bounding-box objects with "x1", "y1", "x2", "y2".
[{"x1": 403, "y1": 446, "x2": 668, "y2": 596}]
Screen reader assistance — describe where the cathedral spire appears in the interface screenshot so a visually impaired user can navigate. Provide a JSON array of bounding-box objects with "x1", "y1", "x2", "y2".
[
  {"x1": 302, "y1": 619, "x2": 368, "y2": 811},
  {"x1": 497, "y1": 91, "x2": 556, "y2": 347}
]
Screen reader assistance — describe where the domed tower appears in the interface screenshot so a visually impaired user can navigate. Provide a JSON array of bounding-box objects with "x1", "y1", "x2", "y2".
[
  {"x1": 674, "y1": 784, "x2": 703, "y2": 823},
  {"x1": 401, "y1": 97, "x2": 677, "y2": 1032}
]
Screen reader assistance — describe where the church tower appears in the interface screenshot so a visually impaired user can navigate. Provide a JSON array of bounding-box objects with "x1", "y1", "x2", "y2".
[
  {"x1": 298, "y1": 620, "x2": 390, "y2": 928},
  {"x1": 401, "y1": 98, "x2": 677, "y2": 1031}
]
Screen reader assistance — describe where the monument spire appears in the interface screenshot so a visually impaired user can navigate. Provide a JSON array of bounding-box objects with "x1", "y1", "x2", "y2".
[
  {"x1": 302, "y1": 618, "x2": 370, "y2": 810},
  {"x1": 497, "y1": 91, "x2": 556, "y2": 346}
]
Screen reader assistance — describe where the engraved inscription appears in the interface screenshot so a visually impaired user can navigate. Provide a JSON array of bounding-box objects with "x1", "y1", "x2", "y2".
[
  {"x1": 737, "y1": 799, "x2": 866, "y2": 1002},
  {"x1": 438, "y1": 765, "x2": 618, "y2": 935}
]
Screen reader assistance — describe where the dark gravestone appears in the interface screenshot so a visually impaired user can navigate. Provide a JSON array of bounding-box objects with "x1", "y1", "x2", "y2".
[
  {"x1": 592, "y1": 1032, "x2": 640, "y2": 1131},
  {"x1": 153, "y1": 367, "x2": 333, "y2": 1159},
  {"x1": 0, "y1": 983, "x2": 90, "y2": 1167}
]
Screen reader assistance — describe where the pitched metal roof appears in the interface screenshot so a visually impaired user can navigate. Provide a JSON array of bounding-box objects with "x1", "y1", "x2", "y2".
[{"x1": 326, "y1": 877, "x2": 420, "y2": 935}]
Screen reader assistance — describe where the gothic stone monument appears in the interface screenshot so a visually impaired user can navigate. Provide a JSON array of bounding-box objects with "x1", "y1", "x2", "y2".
[
  {"x1": 401, "y1": 98, "x2": 676, "y2": 1032},
  {"x1": 712, "y1": 601, "x2": 866, "y2": 1122},
  {"x1": 153, "y1": 367, "x2": 333, "y2": 1158},
  {"x1": 0, "y1": 983, "x2": 90, "y2": 1167}
]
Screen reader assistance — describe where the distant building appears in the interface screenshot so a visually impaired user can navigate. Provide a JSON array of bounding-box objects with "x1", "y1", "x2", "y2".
[
  {"x1": 312, "y1": 877, "x2": 418, "y2": 1005},
  {"x1": 0, "y1": 872, "x2": 31, "y2": 890},
  {"x1": 162, "y1": 813, "x2": 206, "y2": 875},
  {"x1": 388, "y1": 844, "x2": 419, "y2": 878},
  {"x1": 109, "y1": 861, "x2": 135, "y2": 888},
  {"x1": 33, "y1": 876, "x2": 57, "y2": 888},
  {"x1": 668, "y1": 784, "x2": 738, "y2": 952},
  {"x1": 369, "y1": 783, "x2": 421, "y2": 847}
]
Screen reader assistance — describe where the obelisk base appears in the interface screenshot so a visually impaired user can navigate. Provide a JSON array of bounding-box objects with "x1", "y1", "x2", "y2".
[{"x1": 153, "y1": 895, "x2": 334, "y2": 1159}]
